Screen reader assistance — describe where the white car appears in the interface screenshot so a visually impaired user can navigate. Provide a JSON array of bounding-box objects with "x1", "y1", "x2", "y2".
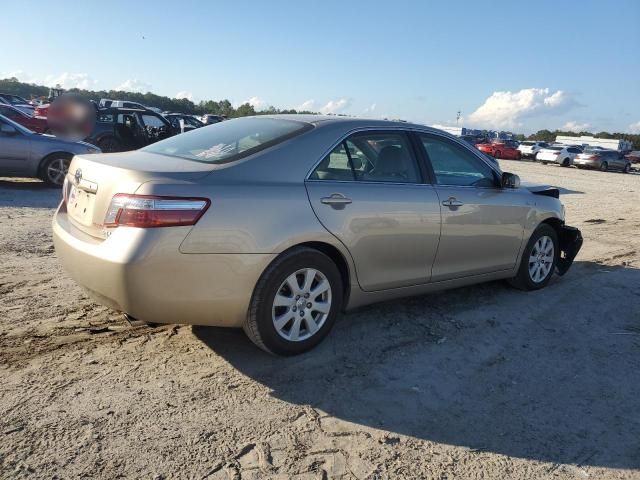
[
  {"x1": 536, "y1": 145, "x2": 582, "y2": 167},
  {"x1": 518, "y1": 141, "x2": 549, "y2": 158}
]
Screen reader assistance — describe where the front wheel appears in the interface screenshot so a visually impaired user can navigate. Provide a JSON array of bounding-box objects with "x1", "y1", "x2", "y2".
[
  {"x1": 562, "y1": 158, "x2": 570, "y2": 167},
  {"x1": 623, "y1": 163, "x2": 631, "y2": 174},
  {"x1": 600, "y1": 161, "x2": 608, "y2": 172},
  {"x1": 243, "y1": 247, "x2": 343, "y2": 355},
  {"x1": 494, "y1": 151, "x2": 502, "y2": 159},
  {"x1": 40, "y1": 153, "x2": 72, "y2": 186},
  {"x1": 508, "y1": 224, "x2": 558, "y2": 291}
]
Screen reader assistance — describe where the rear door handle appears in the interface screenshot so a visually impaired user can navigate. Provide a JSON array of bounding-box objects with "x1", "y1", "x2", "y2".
[
  {"x1": 321, "y1": 193, "x2": 352, "y2": 206},
  {"x1": 442, "y1": 197, "x2": 464, "y2": 208}
]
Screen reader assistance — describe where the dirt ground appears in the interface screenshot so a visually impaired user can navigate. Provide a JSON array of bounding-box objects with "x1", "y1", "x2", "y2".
[{"x1": 1, "y1": 160, "x2": 639, "y2": 480}]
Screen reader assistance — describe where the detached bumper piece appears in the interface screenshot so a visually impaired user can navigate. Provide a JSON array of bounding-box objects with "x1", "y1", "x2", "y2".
[{"x1": 556, "y1": 225, "x2": 583, "y2": 276}]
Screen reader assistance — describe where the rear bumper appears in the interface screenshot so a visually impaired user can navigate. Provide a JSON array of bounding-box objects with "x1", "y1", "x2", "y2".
[
  {"x1": 52, "y1": 208, "x2": 275, "y2": 327},
  {"x1": 556, "y1": 225, "x2": 583, "y2": 276},
  {"x1": 574, "y1": 159, "x2": 599, "y2": 168}
]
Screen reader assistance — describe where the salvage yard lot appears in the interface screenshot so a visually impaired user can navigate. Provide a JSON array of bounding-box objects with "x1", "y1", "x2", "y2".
[{"x1": 1, "y1": 161, "x2": 639, "y2": 479}]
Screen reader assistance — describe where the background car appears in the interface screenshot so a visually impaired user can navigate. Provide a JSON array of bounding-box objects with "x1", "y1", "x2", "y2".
[
  {"x1": 476, "y1": 142, "x2": 521, "y2": 159},
  {"x1": 518, "y1": 141, "x2": 549, "y2": 158},
  {"x1": 201, "y1": 114, "x2": 226, "y2": 125},
  {"x1": 575, "y1": 148, "x2": 632, "y2": 172},
  {"x1": 0, "y1": 114, "x2": 100, "y2": 185},
  {"x1": 0, "y1": 93, "x2": 35, "y2": 116},
  {"x1": 536, "y1": 145, "x2": 582, "y2": 166},
  {"x1": 164, "y1": 113, "x2": 205, "y2": 132},
  {"x1": 52, "y1": 115, "x2": 582, "y2": 355},
  {"x1": 85, "y1": 107, "x2": 177, "y2": 152},
  {"x1": 0, "y1": 103, "x2": 48, "y2": 133},
  {"x1": 624, "y1": 150, "x2": 640, "y2": 164}
]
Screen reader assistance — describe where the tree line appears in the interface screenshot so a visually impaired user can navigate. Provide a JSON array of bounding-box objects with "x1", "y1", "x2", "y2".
[
  {"x1": 0, "y1": 77, "x2": 315, "y2": 117},
  {"x1": 517, "y1": 129, "x2": 639, "y2": 147}
]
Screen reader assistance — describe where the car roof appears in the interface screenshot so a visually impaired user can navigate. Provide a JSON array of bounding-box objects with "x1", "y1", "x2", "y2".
[{"x1": 255, "y1": 114, "x2": 444, "y2": 132}]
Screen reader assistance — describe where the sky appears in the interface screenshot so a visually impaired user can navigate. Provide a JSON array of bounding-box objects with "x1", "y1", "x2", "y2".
[{"x1": 3, "y1": 0, "x2": 640, "y2": 134}]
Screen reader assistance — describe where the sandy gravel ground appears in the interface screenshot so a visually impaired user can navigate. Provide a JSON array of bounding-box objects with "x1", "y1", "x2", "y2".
[{"x1": 1, "y1": 161, "x2": 639, "y2": 479}]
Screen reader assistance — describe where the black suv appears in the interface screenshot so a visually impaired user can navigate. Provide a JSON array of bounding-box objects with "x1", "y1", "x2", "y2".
[{"x1": 86, "y1": 108, "x2": 178, "y2": 153}]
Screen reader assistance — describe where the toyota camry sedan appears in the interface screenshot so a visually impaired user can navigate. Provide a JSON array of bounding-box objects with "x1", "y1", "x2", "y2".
[{"x1": 53, "y1": 116, "x2": 582, "y2": 355}]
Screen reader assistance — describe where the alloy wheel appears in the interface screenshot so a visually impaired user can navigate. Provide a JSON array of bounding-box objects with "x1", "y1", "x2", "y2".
[
  {"x1": 528, "y1": 235, "x2": 554, "y2": 283},
  {"x1": 46, "y1": 158, "x2": 70, "y2": 185},
  {"x1": 271, "y1": 268, "x2": 332, "y2": 342}
]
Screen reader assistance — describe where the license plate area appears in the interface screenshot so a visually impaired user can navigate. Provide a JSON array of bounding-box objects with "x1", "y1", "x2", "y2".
[{"x1": 68, "y1": 185, "x2": 96, "y2": 226}]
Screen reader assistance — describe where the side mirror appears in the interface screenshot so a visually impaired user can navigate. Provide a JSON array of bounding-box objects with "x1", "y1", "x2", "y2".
[
  {"x1": 0, "y1": 123, "x2": 17, "y2": 135},
  {"x1": 501, "y1": 172, "x2": 520, "y2": 189}
]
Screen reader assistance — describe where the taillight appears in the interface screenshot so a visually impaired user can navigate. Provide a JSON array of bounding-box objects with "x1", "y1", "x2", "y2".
[{"x1": 104, "y1": 194, "x2": 210, "y2": 228}]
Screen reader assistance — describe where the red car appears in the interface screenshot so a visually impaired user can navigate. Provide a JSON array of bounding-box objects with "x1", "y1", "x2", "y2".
[
  {"x1": 624, "y1": 151, "x2": 640, "y2": 164},
  {"x1": 0, "y1": 103, "x2": 48, "y2": 133},
  {"x1": 476, "y1": 142, "x2": 522, "y2": 160}
]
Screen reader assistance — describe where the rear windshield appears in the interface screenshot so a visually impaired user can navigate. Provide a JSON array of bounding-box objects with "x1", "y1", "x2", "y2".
[
  {"x1": 521, "y1": 141, "x2": 535, "y2": 146},
  {"x1": 143, "y1": 117, "x2": 311, "y2": 163},
  {"x1": 547, "y1": 146, "x2": 563, "y2": 151}
]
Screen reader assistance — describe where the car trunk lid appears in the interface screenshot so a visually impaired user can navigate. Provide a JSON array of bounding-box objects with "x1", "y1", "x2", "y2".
[{"x1": 64, "y1": 151, "x2": 215, "y2": 239}]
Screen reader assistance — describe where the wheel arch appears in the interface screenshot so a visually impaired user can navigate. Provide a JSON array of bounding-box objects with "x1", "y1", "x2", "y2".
[
  {"x1": 278, "y1": 241, "x2": 352, "y2": 308},
  {"x1": 38, "y1": 151, "x2": 74, "y2": 176}
]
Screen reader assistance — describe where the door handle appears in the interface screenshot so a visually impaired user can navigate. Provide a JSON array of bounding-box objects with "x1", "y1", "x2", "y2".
[
  {"x1": 321, "y1": 193, "x2": 352, "y2": 206},
  {"x1": 442, "y1": 197, "x2": 464, "y2": 208}
]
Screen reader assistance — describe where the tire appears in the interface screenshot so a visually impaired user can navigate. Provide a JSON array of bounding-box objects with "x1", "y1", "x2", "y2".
[
  {"x1": 562, "y1": 158, "x2": 570, "y2": 167},
  {"x1": 541, "y1": 161, "x2": 548, "y2": 165},
  {"x1": 97, "y1": 137, "x2": 123, "y2": 153},
  {"x1": 516, "y1": 152, "x2": 522, "y2": 160},
  {"x1": 623, "y1": 163, "x2": 631, "y2": 174},
  {"x1": 494, "y1": 151, "x2": 501, "y2": 159},
  {"x1": 39, "y1": 153, "x2": 72, "y2": 186},
  {"x1": 243, "y1": 247, "x2": 344, "y2": 356},
  {"x1": 600, "y1": 161, "x2": 608, "y2": 172},
  {"x1": 508, "y1": 224, "x2": 558, "y2": 291}
]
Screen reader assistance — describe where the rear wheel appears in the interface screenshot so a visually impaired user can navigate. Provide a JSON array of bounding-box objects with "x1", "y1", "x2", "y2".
[
  {"x1": 243, "y1": 247, "x2": 343, "y2": 356},
  {"x1": 508, "y1": 224, "x2": 558, "y2": 291},
  {"x1": 623, "y1": 163, "x2": 631, "y2": 174},
  {"x1": 97, "y1": 137, "x2": 123, "y2": 153},
  {"x1": 494, "y1": 151, "x2": 501, "y2": 159},
  {"x1": 600, "y1": 161, "x2": 608, "y2": 172},
  {"x1": 516, "y1": 152, "x2": 522, "y2": 160},
  {"x1": 40, "y1": 153, "x2": 72, "y2": 186},
  {"x1": 562, "y1": 158, "x2": 570, "y2": 167}
]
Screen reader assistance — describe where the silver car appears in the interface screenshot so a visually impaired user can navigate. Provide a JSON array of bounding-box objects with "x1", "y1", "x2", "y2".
[
  {"x1": 53, "y1": 116, "x2": 582, "y2": 355},
  {"x1": 0, "y1": 114, "x2": 101, "y2": 185}
]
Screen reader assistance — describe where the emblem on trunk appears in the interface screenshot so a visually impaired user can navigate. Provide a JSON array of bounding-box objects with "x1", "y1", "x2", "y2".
[{"x1": 74, "y1": 168, "x2": 82, "y2": 184}]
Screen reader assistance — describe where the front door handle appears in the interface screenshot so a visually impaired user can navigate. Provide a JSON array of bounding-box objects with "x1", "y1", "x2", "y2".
[
  {"x1": 442, "y1": 197, "x2": 464, "y2": 208},
  {"x1": 321, "y1": 193, "x2": 352, "y2": 207}
]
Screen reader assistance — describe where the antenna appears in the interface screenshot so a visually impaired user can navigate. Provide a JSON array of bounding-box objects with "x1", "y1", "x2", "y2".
[{"x1": 456, "y1": 110, "x2": 461, "y2": 125}]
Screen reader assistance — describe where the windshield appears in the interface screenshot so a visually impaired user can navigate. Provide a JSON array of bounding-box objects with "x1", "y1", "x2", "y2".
[{"x1": 143, "y1": 117, "x2": 312, "y2": 164}]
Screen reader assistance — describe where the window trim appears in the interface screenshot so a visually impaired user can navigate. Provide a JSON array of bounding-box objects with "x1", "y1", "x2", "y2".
[
  {"x1": 414, "y1": 131, "x2": 501, "y2": 189},
  {"x1": 306, "y1": 128, "x2": 426, "y2": 185}
]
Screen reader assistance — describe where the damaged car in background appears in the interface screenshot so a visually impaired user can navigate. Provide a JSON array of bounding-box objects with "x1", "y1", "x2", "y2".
[{"x1": 53, "y1": 116, "x2": 583, "y2": 355}]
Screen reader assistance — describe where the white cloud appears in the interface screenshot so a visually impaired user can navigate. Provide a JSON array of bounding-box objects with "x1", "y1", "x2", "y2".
[
  {"x1": 175, "y1": 91, "x2": 194, "y2": 102},
  {"x1": 297, "y1": 99, "x2": 315, "y2": 111},
  {"x1": 628, "y1": 121, "x2": 640, "y2": 134},
  {"x1": 363, "y1": 103, "x2": 377, "y2": 114},
  {"x1": 242, "y1": 96, "x2": 266, "y2": 110},
  {"x1": 561, "y1": 121, "x2": 591, "y2": 132},
  {"x1": 320, "y1": 98, "x2": 351, "y2": 115},
  {"x1": 115, "y1": 79, "x2": 151, "y2": 93},
  {"x1": 43, "y1": 72, "x2": 96, "y2": 89},
  {"x1": 468, "y1": 88, "x2": 578, "y2": 129}
]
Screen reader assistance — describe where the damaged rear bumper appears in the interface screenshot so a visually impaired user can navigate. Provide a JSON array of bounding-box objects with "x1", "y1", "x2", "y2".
[{"x1": 556, "y1": 225, "x2": 583, "y2": 275}]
